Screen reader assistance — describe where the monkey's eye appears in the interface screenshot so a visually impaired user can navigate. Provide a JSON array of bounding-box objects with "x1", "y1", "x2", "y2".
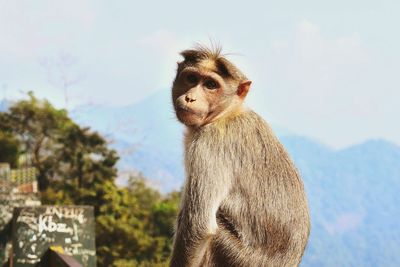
[
  {"x1": 204, "y1": 79, "x2": 219, "y2": 90},
  {"x1": 186, "y1": 74, "x2": 198, "y2": 85}
]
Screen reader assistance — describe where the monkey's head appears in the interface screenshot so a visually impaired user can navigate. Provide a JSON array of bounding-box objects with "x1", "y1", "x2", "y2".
[{"x1": 172, "y1": 45, "x2": 252, "y2": 128}]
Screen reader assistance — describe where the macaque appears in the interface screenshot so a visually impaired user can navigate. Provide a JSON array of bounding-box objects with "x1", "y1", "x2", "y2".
[{"x1": 170, "y1": 45, "x2": 310, "y2": 267}]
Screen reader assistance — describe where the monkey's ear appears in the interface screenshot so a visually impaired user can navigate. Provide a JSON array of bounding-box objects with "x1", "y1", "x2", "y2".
[
  {"x1": 180, "y1": 50, "x2": 199, "y2": 61},
  {"x1": 237, "y1": 81, "x2": 252, "y2": 99}
]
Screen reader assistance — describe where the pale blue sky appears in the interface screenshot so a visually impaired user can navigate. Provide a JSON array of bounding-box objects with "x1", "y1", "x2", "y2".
[{"x1": 1, "y1": 0, "x2": 399, "y2": 148}]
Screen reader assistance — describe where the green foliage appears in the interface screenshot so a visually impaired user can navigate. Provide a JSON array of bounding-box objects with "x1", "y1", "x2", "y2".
[
  {"x1": 0, "y1": 92, "x2": 74, "y2": 189},
  {"x1": 0, "y1": 132, "x2": 19, "y2": 167},
  {"x1": 95, "y1": 175, "x2": 179, "y2": 266},
  {"x1": 0, "y1": 93, "x2": 180, "y2": 266}
]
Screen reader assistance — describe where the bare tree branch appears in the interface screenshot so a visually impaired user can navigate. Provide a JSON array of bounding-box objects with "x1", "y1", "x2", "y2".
[{"x1": 39, "y1": 51, "x2": 85, "y2": 109}]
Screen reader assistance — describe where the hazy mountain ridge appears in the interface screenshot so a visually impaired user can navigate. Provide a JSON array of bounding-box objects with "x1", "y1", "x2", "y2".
[
  {"x1": 1, "y1": 91, "x2": 399, "y2": 266},
  {"x1": 70, "y1": 90, "x2": 400, "y2": 267},
  {"x1": 70, "y1": 91, "x2": 185, "y2": 189},
  {"x1": 0, "y1": 99, "x2": 8, "y2": 112},
  {"x1": 284, "y1": 137, "x2": 400, "y2": 266}
]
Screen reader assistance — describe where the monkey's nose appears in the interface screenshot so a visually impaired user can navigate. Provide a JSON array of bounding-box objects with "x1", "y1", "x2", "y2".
[{"x1": 185, "y1": 95, "x2": 196, "y2": 103}]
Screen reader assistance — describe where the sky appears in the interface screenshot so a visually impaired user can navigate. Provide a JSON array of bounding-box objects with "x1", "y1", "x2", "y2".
[{"x1": 0, "y1": 0, "x2": 399, "y2": 149}]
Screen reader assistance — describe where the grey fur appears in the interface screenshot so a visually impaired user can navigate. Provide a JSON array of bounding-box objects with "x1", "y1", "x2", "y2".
[{"x1": 170, "y1": 48, "x2": 310, "y2": 267}]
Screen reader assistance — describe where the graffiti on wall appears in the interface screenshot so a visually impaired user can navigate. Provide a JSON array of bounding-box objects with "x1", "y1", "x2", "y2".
[{"x1": 12, "y1": 206, "x2": 96, "y2": 267}]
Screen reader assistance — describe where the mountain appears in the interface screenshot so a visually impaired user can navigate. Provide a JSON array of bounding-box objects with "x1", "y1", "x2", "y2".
[
  {"x1": 71, "y1": 90, "x2": 184, "y2": 190},
  {"x1": 283, "y1": 138, "x2": 400, "y2": 267},
  {"x1": 71, "y1": 90, "x2": 295, "y2": 190},
  {"x1": 0, "y1": 99, "x2": 9, "y2": 112},
  {"x1": 71, "y1": 90, "x2": 400, "y2": 267}
]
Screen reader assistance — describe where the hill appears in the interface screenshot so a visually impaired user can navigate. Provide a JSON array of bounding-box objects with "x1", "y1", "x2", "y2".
[
  {"x1": 67, "y1": 90, "x2": 400, "y2": 266},
  {"x1": 0, "y1": 100, "x2": 8, "y2": 112}
]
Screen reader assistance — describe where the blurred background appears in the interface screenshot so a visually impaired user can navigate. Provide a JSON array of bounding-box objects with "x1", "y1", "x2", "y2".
[{"x1": 1, "y1": 0, "x2": 399, "y2": 266}]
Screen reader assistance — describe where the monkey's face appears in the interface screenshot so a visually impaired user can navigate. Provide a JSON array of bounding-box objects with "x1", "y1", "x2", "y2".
[{"x1": 172, "y1": 67, "x2": 235, "y2": 128}]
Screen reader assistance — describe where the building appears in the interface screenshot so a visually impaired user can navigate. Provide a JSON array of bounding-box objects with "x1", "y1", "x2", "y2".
[{"x1": 0, "y1": 163, "x2": 38, "y2": 194}]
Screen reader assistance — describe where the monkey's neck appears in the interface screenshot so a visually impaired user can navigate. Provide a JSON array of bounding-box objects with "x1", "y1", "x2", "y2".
[{"x1": 210, "y1": 103, "x2": 246, "y2": 126}]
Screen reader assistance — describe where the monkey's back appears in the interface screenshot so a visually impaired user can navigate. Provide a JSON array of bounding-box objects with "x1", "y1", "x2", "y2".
[{"x1": 197, "y1": 110, "x2": 311, "y2": 267}]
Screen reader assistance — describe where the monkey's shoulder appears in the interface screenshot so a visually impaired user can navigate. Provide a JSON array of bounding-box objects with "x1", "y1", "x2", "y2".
[
  {"x1": 231, "y1": 109, "x2": 269, "y2": 127},
  {"x1": 225, "y1": 109, "x2": 274, "y2": 137},
  {"x1": 186, "y1": 109, "x2": 276, "y2": 148},
  {"x1": 227, "y1": 110, "x2": 291, "y2": 156}
]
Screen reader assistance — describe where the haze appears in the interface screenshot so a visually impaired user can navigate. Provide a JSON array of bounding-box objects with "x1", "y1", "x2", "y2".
[{"x1": 1, "y1": 0, "x2": 399, "y2": 148}]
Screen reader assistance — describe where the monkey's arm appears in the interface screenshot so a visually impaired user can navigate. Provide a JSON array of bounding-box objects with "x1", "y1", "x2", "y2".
[{"x1": 170, "y1": 157, "x2": 232, "y2": 267}]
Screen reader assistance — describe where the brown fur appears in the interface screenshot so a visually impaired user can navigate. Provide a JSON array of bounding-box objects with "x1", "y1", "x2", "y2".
[{"x1": 170, "y1": 46, "x2": 310, "y2": 267}]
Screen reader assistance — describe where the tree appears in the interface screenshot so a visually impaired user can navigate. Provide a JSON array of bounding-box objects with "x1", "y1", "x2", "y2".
[
  {"x1": 0, "y1": 92, "x2": 72, "y2": 190},
  {"x1": 95, "y1": 175, "x2": 180, "y2": 266},
  {"x1": 0, "y1": 132, "x2": 19, "y2": 167},
  {"x1": 0, "y1": 93, "x2": 120, "y2": 264},
  {"x1": 40, "y1": 52, "x2": 84, "y2": 109},
  {"x1": 0, "y1": 92, "x2": 119, "y2": 193},
  {"x1": 0, "y1": 93, "x2": 181, "y2": 266}
]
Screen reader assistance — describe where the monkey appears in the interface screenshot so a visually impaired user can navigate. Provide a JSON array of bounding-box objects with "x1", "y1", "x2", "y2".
[{"x1": 170, "y1": 45, "x2": 310, "y2": 267}]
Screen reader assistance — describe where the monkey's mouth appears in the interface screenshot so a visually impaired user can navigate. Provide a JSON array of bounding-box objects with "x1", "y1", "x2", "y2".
[
  {"x1": 175, "y1": 106, "x2": 206, "y2": 126},
  {"x1": 176, "y1": 105, "x2": 202, "y2": 116}
]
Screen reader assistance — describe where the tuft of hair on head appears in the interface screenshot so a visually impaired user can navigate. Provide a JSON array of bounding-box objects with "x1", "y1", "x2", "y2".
[
  {"x1": 180, "y1": 42, "x2": 222, "y2": 63},
  {"x1": 179, "y1": 43, "x2": 248, "y2": 82}
]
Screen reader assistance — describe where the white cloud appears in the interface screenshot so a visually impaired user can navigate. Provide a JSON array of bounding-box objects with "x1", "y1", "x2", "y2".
[
  {"x1": 1, "y1": 4, "x2": 398, "y2": 148},
  {"x1": 135, "y1": 30, "x2": 188, "y2": 89},
  {"x1": 0, "y1": 0, "x2": 95, "y2": 60},
  {"x1": 249, "y1": 20, "x2": 397, "y2": 148}
]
